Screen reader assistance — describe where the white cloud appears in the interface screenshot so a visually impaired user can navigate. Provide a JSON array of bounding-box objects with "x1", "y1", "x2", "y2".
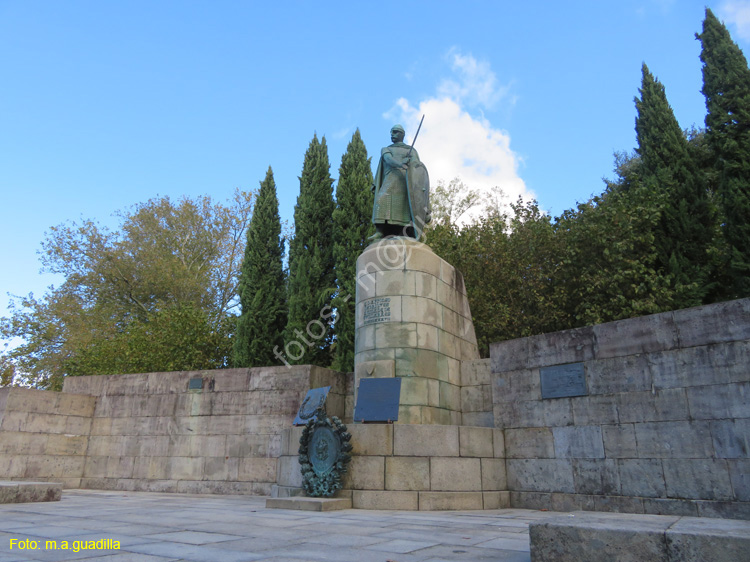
[
  {"x1": 384, "y1": 50, "x2": 531, "y2": 225},
  {"x1": 653, "y1": 0, "x2": 676, "y2": 12},
  {"x1": 331, "y1": 126, "x2": 352, "y2": 140},
  {"x1": 438, "y1": 48, "x2": 511, "y2": 109},
  {"x1": 637, "y1": 1, "x2": 676, "y2": 18},
  {"x1": 720, "y1": 1, "x2": 750, "y2": 42}
]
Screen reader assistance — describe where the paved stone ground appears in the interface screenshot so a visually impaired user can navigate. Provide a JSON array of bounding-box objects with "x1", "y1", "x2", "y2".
[{"x1": 0, "y1": 490, "x2": 564, "y2": 561}]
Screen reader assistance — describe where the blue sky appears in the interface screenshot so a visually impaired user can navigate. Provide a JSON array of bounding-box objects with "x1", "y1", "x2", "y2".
[{"x1": 2, "y1": 0, "x2": 749, "y2": 323}]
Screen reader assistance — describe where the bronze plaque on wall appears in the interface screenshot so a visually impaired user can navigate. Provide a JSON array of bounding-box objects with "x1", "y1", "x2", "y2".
[{"x1": 540, "y1": 363, "x2": 587, "y2": 399}]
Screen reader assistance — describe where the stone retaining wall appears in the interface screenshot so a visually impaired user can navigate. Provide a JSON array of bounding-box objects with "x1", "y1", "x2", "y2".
[
  {"x1": 1, "y1": 362, "x2": 502, "y2": 503},
  {"x1": 491, "y1": 298, "x2": 750, "y2": 519},
  {"x1": 54, "y1": 366, "x2": 346, "y2": 494},
  {"x1": 3, "y1": 297, "x2": 748, "y2": 514},
  {"x1": 0, "y1": 388, "x2": 95, "y2": 488}
]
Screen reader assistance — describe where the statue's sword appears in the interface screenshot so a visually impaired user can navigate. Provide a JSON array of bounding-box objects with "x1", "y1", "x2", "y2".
[
  {"x1": 405, "y1": 114, "x2": 427, "y2": 236},
  {"x1": 406, "y1": 114, "x2": 425, "y2": 159}
]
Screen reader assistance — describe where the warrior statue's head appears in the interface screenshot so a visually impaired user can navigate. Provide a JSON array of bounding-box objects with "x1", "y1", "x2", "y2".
[{"x1": 390, "y1": 124, "x2": 405, "y2": 143}]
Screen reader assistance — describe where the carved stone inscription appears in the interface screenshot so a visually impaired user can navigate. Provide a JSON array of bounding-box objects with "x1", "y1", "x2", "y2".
[
  {"x1": 540, "y1": 362, "x2": 587, "y2": 399},
  {"x1": 364, "y1": 297, "x2": 391, "y2": 325}
]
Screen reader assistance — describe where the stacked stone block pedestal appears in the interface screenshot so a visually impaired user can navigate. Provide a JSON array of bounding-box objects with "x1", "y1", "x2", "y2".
[
  {"x1": 354, "y1": 238, "x2": 479, "y2": 424},
  {"x1": 274, "y1": 423, "x2": 507, "y2": 510}
]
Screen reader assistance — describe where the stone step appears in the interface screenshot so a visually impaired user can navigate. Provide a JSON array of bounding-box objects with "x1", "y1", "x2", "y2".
[
  {"x1": 270, "y1": 484, "x2": 306, "y2": 498},
  {"x1": 0, "y1": 481, "x2": 62, "y2": 504},
  {"x1": 265, "y1": 497, "x2": 352, "y2": 511},
  {"x1": 530, "y1": 511, "x2": 750, "y2": 562}
]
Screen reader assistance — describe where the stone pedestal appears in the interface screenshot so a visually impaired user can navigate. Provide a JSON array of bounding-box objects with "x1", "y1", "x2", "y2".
[
  {"x1": 273, "y1": 425, "x2": 508, "y2": 511},
  {"x1": 354, "y1": 238, "x2": 479, "y2": 424}
]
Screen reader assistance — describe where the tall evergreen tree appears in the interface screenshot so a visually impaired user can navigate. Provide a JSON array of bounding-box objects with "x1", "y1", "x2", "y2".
[
  {"x1": 284, "y1": 134, "x2": 335, "y2": 367},
  {"x1": 634, "y1": 63, "x2": 716, "y2": 307},
  {"x1": 698, "y1": 8, "x2": 750, "y2": 297},
  {"x1": 332, "y1": 129, "x2": 374, "y2": 372},
  {"x1": 233, "y1": 167, "x2": 286, "y2": 367}
]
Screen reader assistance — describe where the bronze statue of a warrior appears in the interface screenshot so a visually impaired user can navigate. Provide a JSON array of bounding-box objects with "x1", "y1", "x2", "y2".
[{"x1": 370, "y1": 122, "x2": 430, "y2": 241}]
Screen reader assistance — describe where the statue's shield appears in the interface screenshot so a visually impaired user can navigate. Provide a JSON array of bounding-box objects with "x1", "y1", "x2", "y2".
[{"x1": 406, "y1": 161, "x2": 430, "y2": 236}]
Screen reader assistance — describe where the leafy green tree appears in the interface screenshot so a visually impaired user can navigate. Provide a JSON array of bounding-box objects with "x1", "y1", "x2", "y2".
[
  {"x1": 233, "y1": 167, "x2": 287, "y2": 367},
  {"x1": 555, "y1": 183, "x2": 675, "y2": 326},
  {"x1": 331, "y1": 130, "x2": 374, "y2": 372},
  {"x1": 634, "y1": 63, "x2": 716, "y2": 307},
  {"x1": 1, "y1": 191, "x2": 254, "y2": 388},
  {"x1": 430, "y1": 178, "x2": 484, "y2": 227},
  {"x1": 426, "y1": 174, "x2": 682, "y2": 352},
  {"x1": 427, "y1": 192, "x2": 564, "y2": 356},
  {"x1": 65, "y1": 303, "x2": 234, "y2": 377},
  {"x1": 0, "y1": 347, "x2": 16, "y2": 386},
  {"x1": 284, "y1": 134, "x2": 335, "y2": 367},
  {"x1": 698, "y1": 8, "x2": 750, "y2": 297}
]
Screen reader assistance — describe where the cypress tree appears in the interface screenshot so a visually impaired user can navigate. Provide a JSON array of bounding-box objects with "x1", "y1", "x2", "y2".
[
  {"x1": 233, "y1": 167, "x2": 286, "y2": 367},
  {"x1": 634, "y1": 63, "x2": 715, "y2": 307},
  {"x1": 332, "y1": 129, "x2": 374, "y2": 372},
  {"x1": 698, "y1": 8, "x2": 750, "y2": 297},
  {"x1": 284, "y1": 134, "x2": 335, "y2": 367}
]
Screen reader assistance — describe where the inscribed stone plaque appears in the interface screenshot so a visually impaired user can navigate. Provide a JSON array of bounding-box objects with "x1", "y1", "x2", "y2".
[
  {"x1": 354, "y1": 377, "x2": 401, "y2": 422},
  {"x1": 293, "y1": 386, "x2": 331, "y2": 426},
  {"x1": 364, "y1": 297, "x2": 391, "y2": 324},
  {"x1": 540, "y1": 362, "x2": 587, "y2": 399}
]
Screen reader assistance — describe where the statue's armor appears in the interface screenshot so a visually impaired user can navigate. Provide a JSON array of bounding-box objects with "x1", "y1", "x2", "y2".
[{"x1": 372, "y1": 143, "x2": 415, "y2": 226}]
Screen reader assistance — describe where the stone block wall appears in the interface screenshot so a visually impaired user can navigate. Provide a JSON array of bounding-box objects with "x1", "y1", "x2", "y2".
[
  {"x1": 0, "y1": 388, "x2": 95, "y2": 488},
  {"x1": 56, "y1": 365, "x2": 347, "y2": 494},
  {"x1": 275, "y1": 423, "x2": 507, "y2": 510},
  {"x1": 460, "y1": 359, "x2": 493, "y2": 427},
  {"x1": 491, "y1": 298, "x2": 750, "y2": 519}
]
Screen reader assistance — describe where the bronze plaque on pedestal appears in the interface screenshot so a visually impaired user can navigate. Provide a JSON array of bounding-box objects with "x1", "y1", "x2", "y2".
[
  {"x1": 293, "y1": 386, "x2": 331, "y2": 426},
  {"x1": 354, "y1": 378, "x2": 401, "y2": 423}
]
